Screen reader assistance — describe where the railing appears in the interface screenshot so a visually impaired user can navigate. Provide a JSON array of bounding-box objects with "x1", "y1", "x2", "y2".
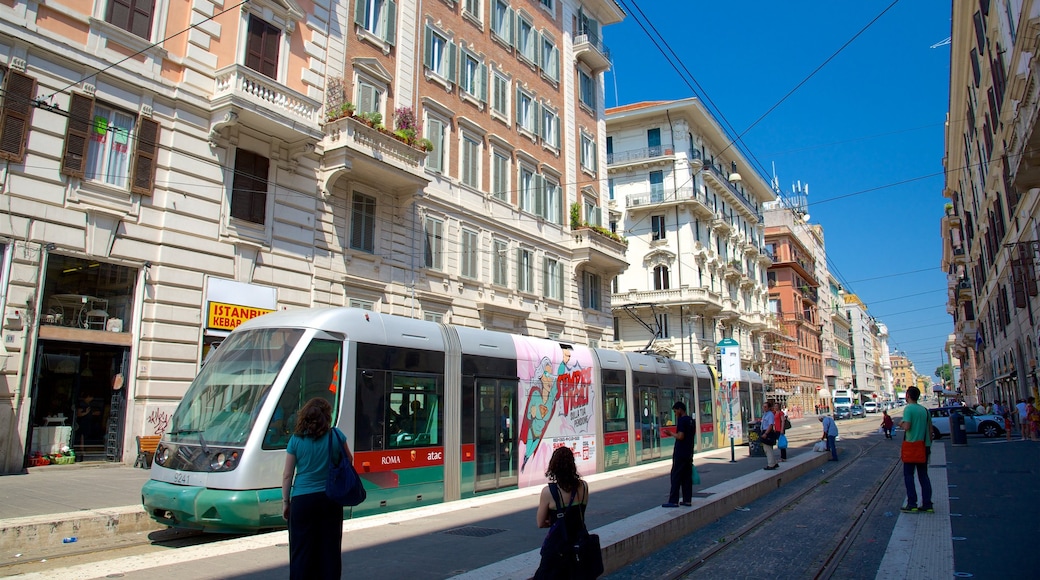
[
  {"x1": 703, "y1": 162, "x2": 763, "y2": 220},
  {"x1": 573, "y1": 29, "x2": 611, "y2": 60},
  {"x1": 608, "y1": 145, "x2": 669, "y2": 165},
  {"x1": 625, "y1": 185, "x2": 710, "y2": 209},
  {"x1": 213, "y1": 65, "x2": 319, "y2": 126}
]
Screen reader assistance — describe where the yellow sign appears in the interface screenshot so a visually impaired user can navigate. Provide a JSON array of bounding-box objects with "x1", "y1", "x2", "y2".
[{"x1": 207, "y1": 302, "x2": 274, "y2": 331}]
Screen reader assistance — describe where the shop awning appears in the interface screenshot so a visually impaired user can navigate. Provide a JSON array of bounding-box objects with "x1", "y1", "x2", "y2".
[{"x1": 975, "y1": 371, "x2": 1012, "y2": 391}]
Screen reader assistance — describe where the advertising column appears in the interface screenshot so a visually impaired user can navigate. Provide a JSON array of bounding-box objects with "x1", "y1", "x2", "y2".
[{"x1": 718, "y1": 337, "x2": 741, "y2": 462}]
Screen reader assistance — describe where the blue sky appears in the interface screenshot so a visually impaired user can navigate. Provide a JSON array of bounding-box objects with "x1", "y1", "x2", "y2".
[{"x1": 604, "y1": 0, "x2": 953, "y2": 380}]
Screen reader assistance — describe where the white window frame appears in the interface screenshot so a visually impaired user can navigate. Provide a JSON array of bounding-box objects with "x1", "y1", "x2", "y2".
[
  {"x1": 580, "y1": 131, "x2": 597, "y2": 174},
  {"x1": 462, "y1": 0, "x2": 482, "y2": 24},
  {"x1": 515, "y1": 13, "x2": 537, "y2": 63},
  {"x1": 424, "y1": 215, "x2": 444, "y2": 271},
  {"x1": 544, "y1": 256, "x2": 563, "y2": 301},
  {"x1": 517, "y1": 247, "x2": 534, "y2": 293},
  {"x1": 424, "y1": 113, "x2": 448, "y2": 173},
  {"x1": 543, "y1": 176, "x2": 561, "y2": 224},
  {"x1": 460, "y1": 131, "x2": 481, "y2": 189},
  {"x1": 491, "y1": 69, "x2": 511, "y2": 123},
  {"x1": 493, "y1": 239, "x2": 509, "y2": 286},
  {"x1": 540, "y1": 32, "x2": 559, "y2": 82},
  {"x1": 541, "y1": 105, "x2": 559, "y2": 151},
  {"x1": 461, "y1": 227, "x2": 479, "y2": 279},
  {"x1": 516, "y1": 88, "x2": 538, "y2": 136},
  {"x1": 539, "y1": 0, "x2": 554, "y2": 13},
  {"x1": 578, "y1": 67, "x2": 596, "y2": 111},
  {"x1": 459, "y1": 47, "x2": 487, "y2": 106},
  {"x1": 519, "y1": 164, "x2": 536, "y2": 213},
  {"x1": 491, "y1": 0, "x2": 513, "y2": 45},
  {"x1": 350, "y1": 190, "x2": 378, "y2": 252},
  {"x1": 84, "y1": 101, "x2": 137, "y2": 190},
  {"x1": 349, "y1": 298, "x2": 375, "y2": 310},
  {"x1": 354, "y1": 0, "x2": 397, "y2": 49},
  {"x1": 356, "y1": 77, "x2": 385, "y2": 117},
  {"x1": 240, "y1": 11, "x2": 287, "y2": 82},
  {"x1": 583, "y1": 271, "x2": 601, "y2": 310},
  {"x1": 424, "y1": 24, "x2": 456, "y2": 86},
  {"x1": 491, "y1": 149, "x2": 510, "y2": 201}
]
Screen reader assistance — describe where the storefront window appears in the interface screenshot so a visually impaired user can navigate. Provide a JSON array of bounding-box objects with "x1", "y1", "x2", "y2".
[{"x1": 40, "y1": 256, "x2": 136, "y2": 332}]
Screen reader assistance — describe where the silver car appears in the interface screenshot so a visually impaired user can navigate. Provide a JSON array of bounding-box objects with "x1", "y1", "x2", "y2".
[{"x1": 928, "y1": 406, "x2": 1005, "y2": 439}]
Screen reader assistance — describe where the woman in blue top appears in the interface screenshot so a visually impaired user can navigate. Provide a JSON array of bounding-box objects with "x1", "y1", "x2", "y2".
[{"x1": 282, "y1": 397, "x2": 352, "y2": 579}]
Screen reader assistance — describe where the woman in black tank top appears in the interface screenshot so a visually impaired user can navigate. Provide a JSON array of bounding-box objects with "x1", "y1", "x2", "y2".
[{"x1": 534, "y1": 447, "x2": 590, "y2": 579}]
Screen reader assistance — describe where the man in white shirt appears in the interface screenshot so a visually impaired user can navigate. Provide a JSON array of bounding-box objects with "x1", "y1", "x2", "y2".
[{"x1": 760, "y1": 402, "x2": 778, "y2": 470}]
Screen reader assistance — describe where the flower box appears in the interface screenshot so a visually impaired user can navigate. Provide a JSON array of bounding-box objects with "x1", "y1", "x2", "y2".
[
  {"x1": 29, "y1": 457, "x2": 50, "y2": 466},
  {"x1": 52, "y1": 456, "x2": 75, "y2": 465}
]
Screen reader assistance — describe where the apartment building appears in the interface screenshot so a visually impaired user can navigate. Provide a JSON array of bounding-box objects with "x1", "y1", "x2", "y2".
[
  {"x1": 0, "y1": 0, "x2": 625, "y2": 474},
  {"x1": 604, "y1": 98, "x2": 778, "y2": 380},
  {"x1": 942, "y1": 0, "x2": 1040, "y2": 405},
  {"x1": 829, "y1": 278, "x2": 853, "y2": 399},
  {"x1": 843, "y1": 293, "x2": 882, "y2": 403}
]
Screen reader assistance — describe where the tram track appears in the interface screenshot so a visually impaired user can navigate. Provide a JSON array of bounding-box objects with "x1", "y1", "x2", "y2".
[{"x1": 662, "y1": 423, "x2": 900, "y2": 580}]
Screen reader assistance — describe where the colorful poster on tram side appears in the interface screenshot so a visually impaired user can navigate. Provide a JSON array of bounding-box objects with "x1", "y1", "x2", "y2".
[{"x1": 513, "y1": 337, "x2": 597, "y2": 488}]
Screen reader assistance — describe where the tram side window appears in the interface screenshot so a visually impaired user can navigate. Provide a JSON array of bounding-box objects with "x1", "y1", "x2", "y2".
[
  {"x1": 387, "y1": 374, "x2": 441, "y2": 448},
  {"x1": 603, "y1": 385, "x2": 627, "y2": 432},
  {"x1": 262, "y1": 339, "x2": 342, "y2": 449}
]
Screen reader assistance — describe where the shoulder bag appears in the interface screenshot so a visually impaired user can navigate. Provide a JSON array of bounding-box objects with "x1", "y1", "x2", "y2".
[
  {"x1": 900, "y1": 433, "x2": 927, "y2": 464},
  {"x1": 537, "y1": 482, "x2": 604, "y2": 580},
  {"x1": 326, "y1": 428, "x2": 367, "y2": 507}
]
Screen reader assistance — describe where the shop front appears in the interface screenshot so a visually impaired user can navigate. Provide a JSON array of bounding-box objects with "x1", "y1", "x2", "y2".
[{"x1": 26, "y1": 255, "x2": 138, "y2": 465}]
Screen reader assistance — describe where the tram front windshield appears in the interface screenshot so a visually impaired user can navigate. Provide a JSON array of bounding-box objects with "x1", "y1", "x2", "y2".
[{"x1": 168, "y1": 328, "x2": 303, "y2": 447}]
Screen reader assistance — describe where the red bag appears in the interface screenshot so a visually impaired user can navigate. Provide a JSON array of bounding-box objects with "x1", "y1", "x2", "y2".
[{"x1": 900, "y1": 439, "x2": 926, "y2": 463}]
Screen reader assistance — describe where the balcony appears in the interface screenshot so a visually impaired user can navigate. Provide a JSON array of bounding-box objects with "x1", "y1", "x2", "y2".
[
  {"x1": 320, "y1": 115, "x2": 430, "y2": 196},
  {"x1": 724, "y1": 260, "x2": 742, "y2": 280},
  {"x1": 613, "y1": 285, "x2": 723, "y2": 311},
  {"x1": 570, "y1": 227, "x2": 628, "y2": 275},
  {"x1": 951, "y1": 246, "x2": 966, "y2": 264},
  {"x1": 957, "y1": 277, "x2": 973, "y2": 298},
  {"x1": 702, "y1": 162, "x2": 763, "y2": 221},
  {"x1": 210, "y1": 65, "x2": 323, "y2": 143},
  {"x1": 625, "y1": 185, "x2": 713, "y2": 218},
  {"x1": 573, "y1": 29, "x2": 611, "y2": 72}
]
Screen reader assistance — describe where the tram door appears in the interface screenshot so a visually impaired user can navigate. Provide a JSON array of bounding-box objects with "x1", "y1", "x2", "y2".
[
  {"x1": 475, "y1": 378, "x2": 518, "y2": 491},
  {"x1": 638, "y1": 388, "x2": 661, "y2": 461}
]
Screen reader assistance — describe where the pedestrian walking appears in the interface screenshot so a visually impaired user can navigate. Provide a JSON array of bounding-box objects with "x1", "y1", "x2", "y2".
[
  {"x1": 775, "y1": 404, "x2": 788, "y2": 461},
  {"x1": 282, "y1": 397, "x2": 351, "y2": 580},
  {"x1": 1017, "y1": 399, "x2": 1029, "y2": 439},
  {"x1": 760, "y1": 402, "x2": 779, "y2": 470},
  {"x1": 881, "y1": 410, "x2": 894, "y2": 439},
  {"x1": 534, "y1": 446, "x2": 591, "y2": 579},
  {"x1": 662, "y1": 401, "x2": 696, "y2": 507},
  {"x1": 899, "y1": 386, "x2": 933, "y2": 513},
  {"x1": 1027, "y1": 397, "x2": 1040, "y2": 441},
  {"x1": 819, "y1": 414, "x2": 839, "y2": 461}
]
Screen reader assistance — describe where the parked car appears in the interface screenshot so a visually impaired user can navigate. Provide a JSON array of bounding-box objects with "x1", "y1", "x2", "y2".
[
  {"x1": 864, "y1": 401, "x2": 879, "y2": 414},
  {"x1": 928, "y1": 406, "x2": 1005, "y2": 439},
  {"x1": 835, "y1": 407, "x2": 852, "y2": 420},
  {"x1": 851, "y1": 405, "x2": 865, "y2": 418}
]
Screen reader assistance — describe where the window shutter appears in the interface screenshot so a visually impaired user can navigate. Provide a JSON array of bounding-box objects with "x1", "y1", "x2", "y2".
[
  {"x1": 516, "y1": 248, "x2": 522, "y2": 290},
  {"x1": 515, "y1": 86, "x2": 522, "y2": 127},
  {"x1": 0, "y1": 71, "x2": 36, "y2": 162},
  {"x1": 534, "y1": 174, "x2": 545, "y2": 218},
  {"x1": 354, "y1": 0, "x2": 368, "y2": 26},
  {"x1": 479, "y1": 63, "x2": 488, "y2": 103},
  {"x1": 61, "y1": 93, "x2": 95, "y2": 178},
  {"x1": 542, "y1": 257, "x2": 549, "y2": 297},
  {"x1": 385, "y1": 1, "x2": 397, "y2": 44},
  {"x1": 359, "y1": 83, "x2": 376, "y2": 114},
  {"x1": 532, "y1": 101, "x2": 541, "y2": 134},
  {"x1": 512, "y1": 12, "x2": 521, "y2": 50},
  {"x1": 423, "y1": 25, "x2": 434, "y2": 70},
  {"x1": 551, "y1": 45, "x2": 560, "y2": 81},
  {"x1": 130, "y1": 116, "x2": 160, "y2": 195},
  {"x1": 447, "y1": 42, "x2": 457, "y2": 83},
  {"x1": 553, "y1": 113, "x2": 561, "y2": 149},
  {"x1": 506, "y1": 8, "x2": 514, "y2": 46}
]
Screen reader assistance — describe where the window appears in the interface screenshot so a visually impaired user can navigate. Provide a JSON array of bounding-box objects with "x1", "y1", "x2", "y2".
[
  {"x1": 651, "y1": 215, "x2": 666, "y2": 241},
  {"x1": 650, "y1": 170, "x2": 664, "y2": 201},
  {"x1": 384, "y1": 374, "x2": 441, "y2": 449},
  {"x1": 647, "y1": 128, "x2": 661, "y2": 155},
  {"x1": 493, "y1": 239, "x2": 508, "y2": 285},
  {"x1": 543, "y1": 178, "x2": 561, "y2": 224},
  {"x1": 540, "y1": 33, "x2": 559, "y2": 81},
  {"x1": 584, "y1": 199, "x2": 600, "y2": 226},
  {"x1": 348, "y1": 298, "x2": 374, "y2": 310},
  {"x1": 580, "y1": 132, "x2": 596, "y2": 173},
  {"x1": 463, "y1": 0, "x2": 481, "y2": 21},
  {"x1": 492, "y1": 151, "x2": 510, "y2": 201},
  {"x1": 350, "y1": 192, "x2": 376, "y2": 252},
  {"x1": 461, "y1": 133, "x2": 480, "y2": 188},
  {"x1": 516, "y1": 14, "x2": 536, "y2": 62},
  {"x1": 517, "y1": 248, "x2": 534, "y2": 293},
  {"x1": 60, "y1": 93, "x2": 159, "y2": 194},
  {"x1": 519, "y1": 165, "x2": 536, "y2": 213},
  {"x1": 460, "y1": 50, "x2": 486, "y2": 101},
  {"x1": 653, "y1": 265, "x2": 670, "y2": 290},
  {"x1": 355, "y1": 0, "x2": 397, "y2": 44},
  {"x1": 425, "y1": 116, "x2": 446, "y2": 172},
  {"x1": 579, "y1": 69, "x2": 596, "y2": 109},
  {"x1": 491, "y1": 1, "x2": 513, "y2": 43},
  {"x1": 423, "y1": 312, "x2": 444, "y2": 323},
  {"x1": 608, "y1": 178, "x2": 614, "y2": 201},
  {"x1": 544, "y1": 257, "x2": 563, "y2": 301},
  {"x1": 541, "y1": 107, "x2": 560, "y2": 149},
  {"x1": 491, "y1": 71, "x2": 510, "y2": 118},
  {"x1": 262, "y1": 338, "x2": 342, "y2": 449},
  {"x1": 106, "y1": 0, "x2": 155, "y2": 40},
  {"x1": 246, "y1": 15, "x2": 280, "y2": 80},
  {"x1": 540, "y1": 0, "x2": 554, "y2": 10},
  {"x1": 461, "y1": 228, "x2": 478, "y2": 279},
  {"x1": 230, "y1": 149, "x2": 270, "y2": 225},
  {"x1": 424, "y1": 25, "x2": 456, "y2": 81},
  {"x1": 583, "y1": 272, "x2": 601, "y2": 310},
  {"x1": 656, "y1": 313, "x2": 669, "y2": 338},
  {"x1": 612, "y1": 317, "x2": 620, "y2": 342},
  {"x1": 357, "y1": 80, "x2": 383, "y2": 115},
  {"x1": 516, "y1": 89, "x2": 537, "y2": 134},
  {"x1": 0, "y1": 70, "x2": 33, "y2": 163},
  {"x1": 424, "y1": 216, "x2": 444, "y2": 270}
]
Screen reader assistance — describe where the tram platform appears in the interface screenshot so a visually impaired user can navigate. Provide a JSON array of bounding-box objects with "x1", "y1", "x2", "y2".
[{"x1": 5, "y1": 418, "x2": 1021, "y2": 580}]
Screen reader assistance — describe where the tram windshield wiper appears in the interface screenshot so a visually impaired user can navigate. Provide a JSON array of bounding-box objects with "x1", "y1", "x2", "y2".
[{"x1": 167, "y1": 429, "x2": 210, "y2": 455}]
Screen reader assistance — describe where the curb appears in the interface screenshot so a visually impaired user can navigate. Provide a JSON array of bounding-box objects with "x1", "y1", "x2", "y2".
[{"x1": 0, "y1": 506, "x2": 162, "y2": 555}]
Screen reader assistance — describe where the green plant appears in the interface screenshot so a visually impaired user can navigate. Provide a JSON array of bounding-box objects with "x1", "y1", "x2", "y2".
[
  {"x1": 357, "y1": 111, "x2": 382, "y2": 127},
  {"x1": 417, "y1": 137, "x2": 434, "y2": 152},
  {"x1": 394, "y1": 128, "x2": 417, "y2": 143},
  {"x1": 570, "y1": 202, "x2": 582, "y2": 228},
  {"x1": 341, "y1": 102, "x2": 355, "y2": 115}
]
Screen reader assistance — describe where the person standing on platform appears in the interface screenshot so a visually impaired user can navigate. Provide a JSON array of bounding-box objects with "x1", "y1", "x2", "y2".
[
  {"x1": 662, "y1": 401, "x2": 696, "y2": 507},
  {"x1": 820, "y1": 413, "x2": 839, "y2": 461},
  {"x1": 760, "y1": 402, "x2": 778, "y2": 470},
  {"x1": 534, "y1": 447, "x2": 590, "y2": 579},
  {"x1": 282, "y1": 398, "x2": 351, "y2": 580},
  {"x1": 899, "y1": 386, "x2": 933, "y2": 513},
  {"x1": 774, "y1": 404, "x2": 788, "y2": 462}
]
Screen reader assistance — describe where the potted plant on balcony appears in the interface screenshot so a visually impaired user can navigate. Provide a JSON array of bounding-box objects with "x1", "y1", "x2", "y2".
[{"x1": 570, "y1": 202, "x2": 627, "y2": 245}]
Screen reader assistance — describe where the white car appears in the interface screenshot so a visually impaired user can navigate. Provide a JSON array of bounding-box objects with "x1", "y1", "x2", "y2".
[
  {"x1": 928, "y1": 406, "x2": 1005, "y2": 438},
  {"x1": 863, "y1": 402, "x2": 879, "y2": 414}
]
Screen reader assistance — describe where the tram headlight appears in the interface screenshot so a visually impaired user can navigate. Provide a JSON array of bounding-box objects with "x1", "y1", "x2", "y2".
[
  {"x1": 210, "y1": 452, "x2": 226, "y2": 471},
  {"x1": 206, "y1": 449, "x2": 241, "y2": 472},
  {"x1": 155, "y1": 444, "x2": 170, "y2": 466}
]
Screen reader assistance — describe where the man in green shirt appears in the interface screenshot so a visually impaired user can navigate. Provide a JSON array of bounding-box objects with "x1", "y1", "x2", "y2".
[{"x1": 899, "y1": 386, "x2": 933, "y2": 513}]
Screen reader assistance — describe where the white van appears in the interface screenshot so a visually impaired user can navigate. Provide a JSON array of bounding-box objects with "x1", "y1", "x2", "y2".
[{"x1": 863, "y1": 401, "x2": 879, "y2": 414}]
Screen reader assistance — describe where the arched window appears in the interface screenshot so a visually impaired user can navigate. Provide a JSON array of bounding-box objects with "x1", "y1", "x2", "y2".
[{"x1": 653, "y1": 265, "x2": 670, "y2": 290}]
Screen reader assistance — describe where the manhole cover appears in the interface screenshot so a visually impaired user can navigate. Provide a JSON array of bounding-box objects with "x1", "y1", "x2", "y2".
[{"x1": 443, "y1": 526, "x2": 507, "y2": 538}]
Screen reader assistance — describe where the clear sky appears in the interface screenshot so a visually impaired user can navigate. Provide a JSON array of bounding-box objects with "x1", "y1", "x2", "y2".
[{"x1": 604, "y1": 0, "x2": 953, "y2": 382}]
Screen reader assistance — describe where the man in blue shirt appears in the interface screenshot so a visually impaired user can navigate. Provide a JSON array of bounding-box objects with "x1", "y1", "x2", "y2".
[
  {"x1": 662, "y1": 401, "x2": 696, "y2": 507},
  {"x1": 820, "y1": 413, "x2": 839, "y2": 461}
]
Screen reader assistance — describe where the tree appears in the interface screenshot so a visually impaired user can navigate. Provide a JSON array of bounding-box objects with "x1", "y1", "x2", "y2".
[{"x1": 934, "y1": 364, "x2": 953, "y2": 386}]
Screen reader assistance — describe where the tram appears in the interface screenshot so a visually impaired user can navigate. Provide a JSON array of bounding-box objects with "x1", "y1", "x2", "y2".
[{"x1": 141, "y1": 308, "x2": 727, "y2": 532}]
